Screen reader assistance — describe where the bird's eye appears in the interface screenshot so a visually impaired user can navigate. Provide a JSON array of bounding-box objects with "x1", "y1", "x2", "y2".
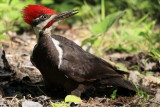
[{"x1": 40, "y1": 15, "x2": 48, "y2": 20}]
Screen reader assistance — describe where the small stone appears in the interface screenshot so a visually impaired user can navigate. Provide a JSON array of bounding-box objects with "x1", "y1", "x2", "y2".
[{"x1": 22, "y1": 100, "x2": 43, "y2": 107}]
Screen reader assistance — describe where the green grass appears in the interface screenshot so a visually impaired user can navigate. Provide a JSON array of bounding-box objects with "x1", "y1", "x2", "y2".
[{"x1": 110, "y1": 89, "x2": 117, "y2": 99}]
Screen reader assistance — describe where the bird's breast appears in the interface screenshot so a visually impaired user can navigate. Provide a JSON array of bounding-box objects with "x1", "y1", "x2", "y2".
[{"x1": 30, "y1": 42, "x2": 69, "y2": 86}]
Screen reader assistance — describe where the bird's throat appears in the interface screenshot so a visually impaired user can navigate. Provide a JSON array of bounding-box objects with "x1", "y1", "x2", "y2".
[
  {"x1": 33, "y1": 26, "x2": 52, "y2": 42},
  {"x1": 33, "y1": 21, "x2": 59, "y2": 42},
  {"x1": 33, "y1": 27, "x2": 40, "y2": 41}
]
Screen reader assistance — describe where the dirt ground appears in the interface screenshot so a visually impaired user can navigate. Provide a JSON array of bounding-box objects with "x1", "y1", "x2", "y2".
[{"x1": 0, "y1": 25, "x2": 160, "y2": 107}]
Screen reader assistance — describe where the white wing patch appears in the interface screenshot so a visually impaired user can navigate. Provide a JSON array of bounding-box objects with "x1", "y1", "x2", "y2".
[{"x1": 52, "y1": 38, "x2": 63, "y2": 68}]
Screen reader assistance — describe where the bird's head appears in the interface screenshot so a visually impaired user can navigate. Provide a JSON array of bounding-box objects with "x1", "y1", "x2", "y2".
[{"x1": 22, "y1": 5, "x2": 78, "y2": 37}]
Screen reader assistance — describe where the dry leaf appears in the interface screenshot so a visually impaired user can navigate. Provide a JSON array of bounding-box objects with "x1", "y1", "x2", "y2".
[{"x1": 142, "y1": 76, "x2": 160, "y2": 86}]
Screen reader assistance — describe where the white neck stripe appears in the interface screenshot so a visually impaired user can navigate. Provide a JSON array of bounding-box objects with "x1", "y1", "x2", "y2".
[{"x1": 52, "y1": 38, "x2": 63, "y2": 68}]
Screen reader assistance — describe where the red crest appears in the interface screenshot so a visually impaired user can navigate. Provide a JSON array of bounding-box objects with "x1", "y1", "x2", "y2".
[{"x1": 22, "y1": 5, "x2": 56, "y2": 24}]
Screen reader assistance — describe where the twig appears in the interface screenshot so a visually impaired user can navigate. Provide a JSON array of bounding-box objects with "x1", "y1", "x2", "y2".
[
  {"x1": 11, "y1": 95, "x2": 17, "y2": 103},
  {"x1": 0, "y1": 72, "x2": 15, "y2": 77},
  {"x1": 22, "y1": 65, "x2": 36, "y2": 69}
]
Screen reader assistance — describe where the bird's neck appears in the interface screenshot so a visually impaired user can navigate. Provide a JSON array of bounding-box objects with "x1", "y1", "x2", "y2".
[
  {"x1": 33, "y1": 27, "x2": 40, "y2": 41},
  {"x1": 33, "y1": 21, "x2": 60, "y2": 42},
  {"x1": 33, "y1": 27, "x2": 53, "y2": 43}
]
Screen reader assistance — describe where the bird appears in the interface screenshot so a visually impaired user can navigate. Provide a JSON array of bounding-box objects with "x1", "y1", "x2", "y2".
[{"x1": 22, "y1": 5, "x2": 148, "y2": 97}]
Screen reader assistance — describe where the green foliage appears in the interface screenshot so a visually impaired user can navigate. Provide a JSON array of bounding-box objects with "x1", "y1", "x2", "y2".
[
  {"x1": 136, "y1": 88, "x2": 150, "y2": 100},
  {"x1": 51, "y1": 101, "x2": 69, "y2": 107},
  {"x1": 135, "y1": 88, "x2": 151, "y2": 106},
  {"x1": 110, "y1": 89, "x2": 117, "y2": 99},
  {"x1": 145, "y1": 72, "x2": 154, "y2": 76},
  {"x1": 77, "y1": 0, "x2": 160, "y2": 59},
  {"x1": 0, "y1": 34, "x2": 9, "y2": 46},
  {"x1": 78, "y1": 1, "x2": 159, "y2": 57},
  {"x1": 101, "y1": 0, "x2": 105, "y2": 21},
  {"x1": 51, "y1": 95, "x2": 82, "y2": 107},
  {"x1": 78, "y1": 0, "x2": 160, "y2": 62},
  {"x1": 0, "y1": 35, "x2": 9, "y2": 41},
  {"x1": 150, "y1": 49, "x2": 160, "y2": 60},
  {"x1": 65, "y1": 95, "x2": 82, "y2": 103},
  {"x1": 0, "y1": 0, "x2": 36, "y2": 45},
  {"x1": 106, "y1": 18, "x2": 157, "y2": 53},
  {"x1": 91, "y1": 11, "x2": 125, "y2": 34},
  {"x1": 82, "y1": 10, "x2": 125, "y2": 55},
  {"x1": 0, "y1": 0, "x2": 35, "y2": 32}
]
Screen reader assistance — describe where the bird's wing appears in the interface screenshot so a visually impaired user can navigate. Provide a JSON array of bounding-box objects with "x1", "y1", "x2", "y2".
[{"x1": 52, "y1": 35, "x2": 123, "y2": 82}]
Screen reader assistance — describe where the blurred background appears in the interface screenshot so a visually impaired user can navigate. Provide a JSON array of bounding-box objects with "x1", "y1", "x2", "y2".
[{"x1": 0, "y1": 0, "x2": 160, "y2": 63}]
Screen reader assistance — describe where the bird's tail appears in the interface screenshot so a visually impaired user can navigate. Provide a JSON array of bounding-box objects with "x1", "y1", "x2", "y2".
[
  {"x1": 100, "y1": 77, "x2": 136, "y2": 91},
  {"x1": 99, "y1": 77, "x2": 155, "y2": 95}
]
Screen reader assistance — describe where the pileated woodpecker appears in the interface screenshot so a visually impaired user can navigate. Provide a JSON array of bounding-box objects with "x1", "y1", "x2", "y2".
[{"x1": 22, "y1": 5, "x2": 139, "y2": 97}]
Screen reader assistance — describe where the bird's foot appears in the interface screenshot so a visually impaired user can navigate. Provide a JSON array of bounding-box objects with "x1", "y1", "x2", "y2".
[{"x1": 70, "y1": 84, "x2": 92, "y2": 97}]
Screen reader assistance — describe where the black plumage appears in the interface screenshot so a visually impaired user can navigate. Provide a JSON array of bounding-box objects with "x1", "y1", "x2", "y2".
[{"x1": 31, "y1": 30, "x2": 136, "y2": 97}]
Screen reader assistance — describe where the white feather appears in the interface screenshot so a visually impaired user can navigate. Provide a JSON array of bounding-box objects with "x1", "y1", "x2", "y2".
[{"x1": 52, "y1": 38, "x2": 63, "y2": 68}]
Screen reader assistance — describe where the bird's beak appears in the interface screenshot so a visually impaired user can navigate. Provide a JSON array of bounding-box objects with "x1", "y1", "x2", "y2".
[{"x1": 53, "y1": 10, "x2": 78, "y2": 21}]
